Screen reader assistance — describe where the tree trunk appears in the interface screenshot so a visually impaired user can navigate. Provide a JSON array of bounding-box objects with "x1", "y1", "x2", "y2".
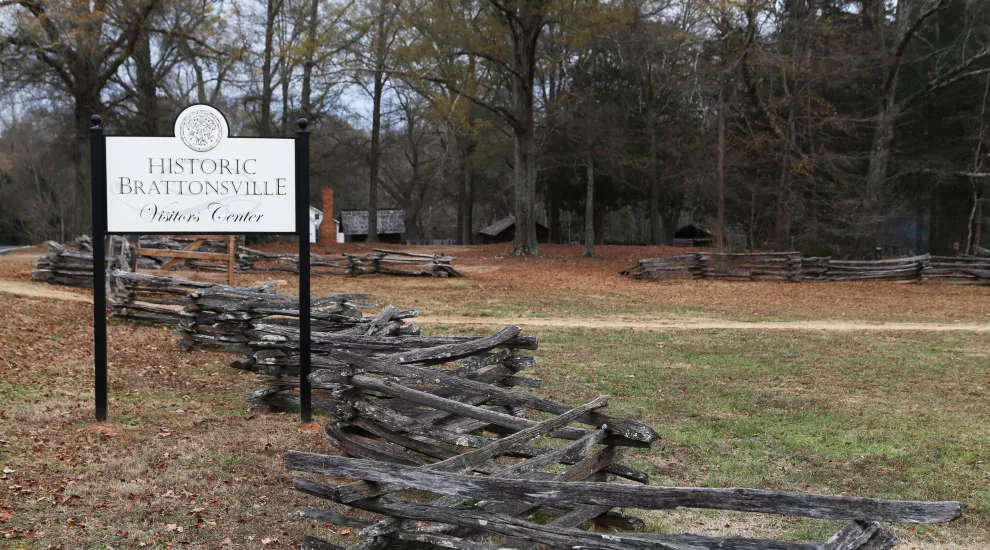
[
  {"x1": 508, "y1": 17, "x2": 541, "y2": 256},
  {"x1": 300, "y1": 0, "x2": 319, "y2": 120},
  {"x1": 512, "y1": 126, "x2": 539, "y2": 254},
  {"x1": 915, "y1": 196, "x2": 925, "y2": 255},
  {"x1": 928, "y1": 189, "x2": 939, "y2": 255},
  {"x1": 715, "y1": 86, "x2": 727, "y2": 252},
  {"x1": 967, "y1": 76, "x2": 990, "y2": 255},
  {"x1": 583, "y1": 146, "x2": 595, "y2": 257},
  {"x1": 260, "y1": 0, "x2": 280, "y2": 137},
  {"x1": 549, "y1": 181, "x2": 561, "y2": 244},
  {"x1": 134, "y1": 32, "x2": 159, "y2": 135},
  {"x1": 73, "y1": 88, "x2": 102, "y2": 237},
  {"x1": 367, "y1": 5, "x2": 389, "y2": 244},
  {"x1": 977, "y1": 182, "x2": 986, "y2": 252},
  {"x1": 864, "y1": 103, "x2": 897, "y2": 247},
  {"x1": 966, "y1": 186, "x2": 979, "y2": 255},
  {"x1": 281, "y1": 63, "x2": 291, "y2": 133},
  {"x1": 774, "y1": 114, "x2": 793, "y2": 252},
  {"x1": 459, "y1": 150, "x2": 474, "y2": 245},
  {"x1": 663, "y1": 207, "x2": 679, "y2": 245},
  {"x1": 368, "y1": 66, "x2": 383, "y2": 243},
  {"x1": 595, "y1": 201, "x2": 606, "y2": 244},
  {"x1": 649, "y1": 123, "x2": 661, "y2": 245},
  {"x1": 749, "y1": 186, "x2": 757, "y2": 252},
  {"x1": 404, "y1": 208, "x2": 420, "y2": 243}
]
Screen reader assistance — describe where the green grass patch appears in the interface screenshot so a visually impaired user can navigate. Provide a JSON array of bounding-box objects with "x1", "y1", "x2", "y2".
[
  {"x1": 181, "y1": 452, "x2": 258, "y2": 469},
  {"x1": 0, "y1": 380, "x2": 38, "y2": 400},
  {"x1": 512, "y1": 328, "x2": 990, "y2": 524}
]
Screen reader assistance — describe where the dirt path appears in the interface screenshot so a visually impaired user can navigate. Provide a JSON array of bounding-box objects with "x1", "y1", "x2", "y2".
[
  {"x1": 2, "y1": 278, "x2": 988, "y2": 332},
  {"x1": 418, "y1": 315, "x2": 990, "y2": 332},
  {"x1": 0, "y1": 279, "x2": 90, "y2": 303}
]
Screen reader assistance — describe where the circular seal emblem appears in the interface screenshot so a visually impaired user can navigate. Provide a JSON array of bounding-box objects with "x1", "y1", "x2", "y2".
[{"x1": 179, "y1": 111, "x2": 223, "y2": 152}]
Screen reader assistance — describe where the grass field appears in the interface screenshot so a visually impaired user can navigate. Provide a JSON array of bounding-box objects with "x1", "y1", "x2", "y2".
[{"x1": 0, "y1": 244, "x2": 988, "y2": 549}]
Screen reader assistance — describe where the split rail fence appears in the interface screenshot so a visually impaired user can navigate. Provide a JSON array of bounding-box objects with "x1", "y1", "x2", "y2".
[
  {"x1": 623, "y1": 252, "x2": 990, "y2": 284},
  {"x1": 141, "y1": 237, "x2": 462, "y2": 276},
  {"x1": 285, "y1": 337, "x2": 961, "y2": 550},
  {"x1": 32, "y1": 236, "x2": 134, "y2": 287},
  {"x1": 244, "y1": 247, "x2": 463, "y2": 277},
  {"x1": 32, "y1": 237, "x2": 462, "y2": 288},
  {"x1": 101, "y1": 269, "x2": 964, "y2": 549},
  {"x1": 137, "y1": 235, "x2": 238, "y2": 284}
]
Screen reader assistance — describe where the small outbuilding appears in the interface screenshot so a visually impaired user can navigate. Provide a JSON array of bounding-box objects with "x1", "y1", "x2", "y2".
[
  {"x1": 308, "y1": 206, "x2": 343, "y2": 243},
  {"x1": 476, "y1": 214, "x2": 549, "y2": 244},
  {"x1": 340, "y1": 209, "x2": 405, "y2": 243},
  {"x1": 309, "y1": 206, "x2": 323, "y2": 244},
  {"x1": 673, "y1": 224, "x2": 714, "y2": 247}
]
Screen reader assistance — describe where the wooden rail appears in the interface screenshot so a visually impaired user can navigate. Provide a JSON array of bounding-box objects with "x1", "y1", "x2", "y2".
[
  {"x1": 240, "y1": 247, "x2": 464, "y2": 277},
  {"x1": 286, "y1": 338, "x2": 960, "y2": 550},
  {"x1": 622, "y1": 253, "x2": 990, "y2": 284},
  {"x1": 98, "y1": 270, "x2": 964, "y2": 549},
  {"x1": 137, "y1": 234, "x2": 237, "y2": 284}
]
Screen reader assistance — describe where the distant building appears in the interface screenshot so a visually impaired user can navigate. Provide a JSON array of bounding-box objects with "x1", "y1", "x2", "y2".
[
  {"x1": 477, "y1": 214, "x2": 549, "y2": 244},
  {"x1": 309, "y1": 206, "x2": 323, "y2": 244},
  {"x1": 318, "y1": 188, "x2": 344, "y2": 244},
  {"x1": 340, "y1": 209, "x2": 405, "y2": 243},
  {"x1": 308, "y1": 206, "x2": 342, "y2": 244},
  {"x1": 673, "y1": 224, "x2": 714, "y2": 247}
]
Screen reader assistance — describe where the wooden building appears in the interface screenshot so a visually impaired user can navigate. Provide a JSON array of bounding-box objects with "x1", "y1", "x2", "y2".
[
  {"x1": 340, "y1": 209, "x2": 405, "y2": 243},
  {"x1": 673, "y1": 224, "x2": 714, "y2": 247},
  {"x1": 476, "y1": 215, "x2": 549, "y2": 244}
]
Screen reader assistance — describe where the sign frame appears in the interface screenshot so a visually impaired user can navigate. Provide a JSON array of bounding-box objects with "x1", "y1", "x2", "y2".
[
  {"x1": 103, "y1": 104, "x2": 299, "y2": 236},
  {"x1": 90, "y1": 106, "x2": 313, "y2": 423}
]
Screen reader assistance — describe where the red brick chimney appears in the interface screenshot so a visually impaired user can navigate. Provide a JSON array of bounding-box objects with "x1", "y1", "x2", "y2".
[{"x1": 320, "y1": 188, "x2": 336, "y2": 244}]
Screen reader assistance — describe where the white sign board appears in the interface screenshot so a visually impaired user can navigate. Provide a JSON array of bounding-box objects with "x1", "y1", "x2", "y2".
[{"x1": 105, "y1": 105, "x2": 296, "y2": 233}]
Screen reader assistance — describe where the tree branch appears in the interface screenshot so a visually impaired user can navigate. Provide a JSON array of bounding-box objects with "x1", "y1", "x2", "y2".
[{"x1": 900, "y1": 49, "x2": 990, "y2": 109}]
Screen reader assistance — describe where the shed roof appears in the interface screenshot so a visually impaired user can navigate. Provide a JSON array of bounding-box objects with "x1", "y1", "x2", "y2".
[
  {"x1": 340, "y1": 209, "x2": 405, "y2": 235},
  {"x1": 674, "y1": 224, "x2": 714, "y2": 239},
  {"x1": 477, "y1": 214, "x2": 548, "y2": 237},
  {"x1": 478, "y1": 215, "x2": 516, "y2": 237}
]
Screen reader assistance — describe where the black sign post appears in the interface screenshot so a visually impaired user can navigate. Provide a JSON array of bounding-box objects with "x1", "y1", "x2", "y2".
[
  {"x1": 90, "y1": 115, "x2": 108, "y2": 422},
  {"x1": 88, "y1": 112, "x2": 313, "y2": 424},
  {"x1": 295, "y1": 119, "x2": 312, "y2": 423}
]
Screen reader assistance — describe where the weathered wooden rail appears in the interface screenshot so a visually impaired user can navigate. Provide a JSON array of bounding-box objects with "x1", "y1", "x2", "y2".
[
  {"x1": 137, "y1": 235, "x2": 238, "y2": 284},
  {"x1": 282, "y1": 329, "x2": 961, "y2": 549},
  {"x1": 99, "y1": 270, "x2": 965, "y2": 548},
  {"x1": 623, "y1": 252, "x2": 990, "y2": 284},
  {"x1": 108, "y1": 270, "x2": 284, "y2": 327},
  {"x1": 107, "y1": 270, "x2": 440, "y2": 410},
  {"x1": 32, "y1": 237, "x2": 463, "y2": 288},
  {"x1": 140, "y1": 238, "x2": 462, "y2": 277},
  {"x1": 31, "y1": 241, "x2": 96, "y2": 287},
  {"x1": 32, "y1": 236, "x2": 136, "y2": 287},
  {"x1": 241, "y1": 248, "x2": 463, "y2": 278}
]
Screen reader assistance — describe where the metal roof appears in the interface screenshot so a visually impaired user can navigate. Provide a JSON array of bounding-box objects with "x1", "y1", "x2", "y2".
[
  {"x1": 477, "y1": 215, "x2": 548, "y2": 237},
  {"x1": 340, "y1": 209, "x2": 405, "y2": 235},
  {"x1": 477, "y1": 215, "x2": 517, "y2": 237}
]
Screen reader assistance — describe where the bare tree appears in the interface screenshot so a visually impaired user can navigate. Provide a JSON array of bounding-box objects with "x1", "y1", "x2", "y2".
[{"x1": 1, "y1": 0, "x2": 161, "y2": 235}]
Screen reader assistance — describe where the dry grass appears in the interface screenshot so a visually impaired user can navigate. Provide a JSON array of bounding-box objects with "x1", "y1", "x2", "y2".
[
  {"x1": 0, "y1": 294, "x2": 351, "y2": 549},
  {"x1": 10, "y1": 242, "x2": 990, "y2": 323},
  {"x1": 1, "y1": 244, "x2": 989, "y2": 548},
  {"x1": 252, "y1": 243, "x2": 990, "y2": 324}
]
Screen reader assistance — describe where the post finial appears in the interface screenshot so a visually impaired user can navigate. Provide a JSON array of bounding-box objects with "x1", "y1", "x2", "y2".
[
  {"x1": 91, "y1": 114, "x2": 102, "y2": 127},
  {"x1": 297, "y1": 118, "x2": 309, "y2": 131}
]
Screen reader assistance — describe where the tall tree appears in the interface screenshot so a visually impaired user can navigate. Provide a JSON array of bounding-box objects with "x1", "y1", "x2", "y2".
[
  {"x1": 411, "y1": 0, "x2": 552, "y2": 255},
  {"x1": 352, "y1": 0, "x2": 401, "y2": 242},
  {"x1": 862, "y1": 0, "x2": 990, "y2": 248},
  {"x1": 1, "y1": 0, "x2": 161, "y2": 235}
]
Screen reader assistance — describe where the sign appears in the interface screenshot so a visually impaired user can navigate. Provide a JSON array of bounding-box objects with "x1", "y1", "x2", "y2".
[
  {"x1": 90, "y1": 106, "x2": 313, "y2": 424},
  {"x1": 105, "y1": 105, "x2": 296, "y2": 233}
]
